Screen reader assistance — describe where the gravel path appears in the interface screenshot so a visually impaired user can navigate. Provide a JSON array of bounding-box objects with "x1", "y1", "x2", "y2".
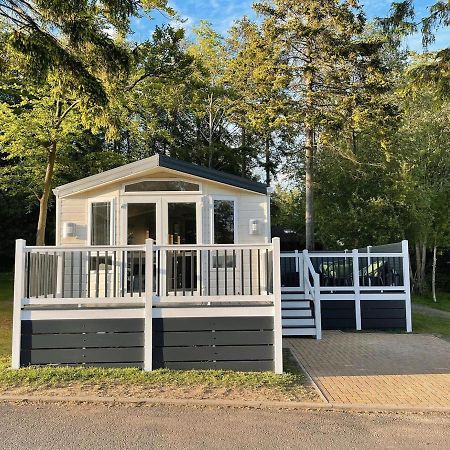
[
  {"x1": 1, "y1": 402, "x2": 449, "y2": 449},
  {"x1": 413, "y1": 303, "x2": 450, "y2": 319}
]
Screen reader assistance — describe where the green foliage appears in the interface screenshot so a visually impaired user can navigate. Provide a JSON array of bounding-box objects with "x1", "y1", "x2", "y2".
[
  {"x1": 0, "y1": 0, "x2": 173, "y2": 104},
  {"x1": 414, "y1": 292, "x2": 450, "y2": 312},
  {"x1": 413, "y1": 313, "x2": 450, "y2": 340}
]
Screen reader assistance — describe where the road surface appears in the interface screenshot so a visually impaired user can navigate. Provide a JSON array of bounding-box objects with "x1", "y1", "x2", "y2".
[{"x1": 1, "y1": 402, "x2": 449, "y2": 449}]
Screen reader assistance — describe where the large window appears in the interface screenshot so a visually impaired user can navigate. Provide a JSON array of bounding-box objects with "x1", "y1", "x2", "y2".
[
  {"x1": 213, "y1": 200, "x2": 235, "y2": 244},
  {"x1": 91, "y1": 201, "x2": 112, "y2": 245},
  {"x1": 124, "y1": 180, "x2": 199, "y2": 192}
]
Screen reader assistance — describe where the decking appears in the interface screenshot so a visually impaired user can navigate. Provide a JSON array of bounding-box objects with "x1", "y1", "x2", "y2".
[
  {"x1": 281, "y1": 241, "x2": 412, "y2": 337},
  {"x1": 11, "y1": 238, "x2": 412, "y2": 372}
]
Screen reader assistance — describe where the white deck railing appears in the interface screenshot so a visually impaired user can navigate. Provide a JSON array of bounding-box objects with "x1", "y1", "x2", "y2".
[
  {"x1": 280, "y1": 240, "x2": 412, "y2": 334},
  {"x1": 12, "y1": 238, "x2": 284, "y2": 373}
]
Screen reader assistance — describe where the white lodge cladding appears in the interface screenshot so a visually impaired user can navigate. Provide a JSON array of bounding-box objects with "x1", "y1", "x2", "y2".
[{"x1": 12, "y1": 156, "x2": 412, "y2": 372}]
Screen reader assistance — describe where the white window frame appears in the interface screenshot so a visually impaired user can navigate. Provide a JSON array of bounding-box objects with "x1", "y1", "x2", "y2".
[
  {"x1": 87, "y1": 197, "x2": 116, "y2": 246},
  {"x1": 209, "y1": 196, "x2": 238, "y2": 271},
  {"x1": 209, "y1": 196, "x2": 238, "y2": 245},
  {"x1": 121, "y1": 178, "x2": 202, "y2": 195}
]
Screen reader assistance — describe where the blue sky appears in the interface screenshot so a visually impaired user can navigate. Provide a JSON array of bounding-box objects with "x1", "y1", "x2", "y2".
[{"x1": 131, "y1": 0, "x2": 449, "y2": 52}]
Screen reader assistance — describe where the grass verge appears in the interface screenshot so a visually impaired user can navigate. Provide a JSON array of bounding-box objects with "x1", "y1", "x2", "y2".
[
  {"x1": 0, "y1": 273, "x2": 316, "y2": 401},
  {"x1": 413, "y1": 312, "x2": 450, "y2": 340},
  {"x1": 0, "y1": 273, "x2": 13, "y2": 358},
  {"x1": 413, "y1": 292, "x2": 450, "y2": 313},
  {"x1": 0, "y1": 350, "x2": 317, "y2": 402}
]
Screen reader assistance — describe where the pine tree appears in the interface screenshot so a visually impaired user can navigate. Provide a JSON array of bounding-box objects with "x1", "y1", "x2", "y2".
[{"x1": 254, "y1": 0, "x2": 389, "y2": 249}]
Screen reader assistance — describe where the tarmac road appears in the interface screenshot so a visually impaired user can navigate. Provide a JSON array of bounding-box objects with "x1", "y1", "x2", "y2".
[{"x1": 0, "y1": 402, "x2": 449, "y2": 450}]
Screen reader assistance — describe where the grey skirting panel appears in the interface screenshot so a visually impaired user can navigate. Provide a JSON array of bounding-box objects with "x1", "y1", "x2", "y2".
[
  {"x1": 321, "y1": 300, "x2": 356, "y2": 330},
  {"x1": 21, "y1": 317, "x2": 275, "y2": 371},
  {"x1": 153, "y1": 317, "x2": 274, "y2": 371},
  {"x1": 321, "y1": 300, "x2": 407, "y2": 330},
  {"x1": 361, "y1": 300, "x2": 406, "y2": 329},
  {"x1": 21, "y1": 319, "x2": 144, "y2": 367}
]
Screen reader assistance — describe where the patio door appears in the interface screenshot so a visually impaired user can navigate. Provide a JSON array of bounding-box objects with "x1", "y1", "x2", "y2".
[
  {"x1": 121, "y1": 195, "x2": 202, "y2": 296},
  {"x1": 163, "y1": 198, "x2": 201, "y2": 294}
]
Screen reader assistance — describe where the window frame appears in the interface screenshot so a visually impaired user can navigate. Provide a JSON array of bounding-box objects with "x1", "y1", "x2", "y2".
[
  {"x1": 121, "y1": 178, "x2": 202, "y2": 195},
  {"x1": 210, "y1": 195, "x2": 238, "y2": 245},
  {"x1": 87, "y1": 197, "x2": 115, "y2": 246}
]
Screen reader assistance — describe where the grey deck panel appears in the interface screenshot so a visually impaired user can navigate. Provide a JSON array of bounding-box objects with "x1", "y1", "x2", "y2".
[
  {"x1": 153, "y1": 317, "x2": 273, "y2": 332},
  {"x1": 22, "y1": 319, "x2": 144, "y2": 334},
  {"x1": 21, "y1": 332, "x2": 144, "y2": 349},
  {"x1": 21, "y1": 347, "x2": 144, "y2": 365},
  {"x1": 153, "y1": 345, "x2": 274, "y2": 362},
  {"x1": 153, "y1": 360, "x2": 274, "y2": 371},
  {"x1": 153, "y1": 330, "x2": 274, "y2": 347}
]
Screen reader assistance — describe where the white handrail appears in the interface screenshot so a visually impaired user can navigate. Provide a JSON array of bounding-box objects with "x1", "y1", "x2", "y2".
[{"x1": 302, "y1": 250, "x2": 322, "y2": 340}]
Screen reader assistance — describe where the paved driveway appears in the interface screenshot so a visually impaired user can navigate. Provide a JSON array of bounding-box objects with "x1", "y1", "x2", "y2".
[{"x1": 286, "y1": 332, "x2": 450, "y2": 407}]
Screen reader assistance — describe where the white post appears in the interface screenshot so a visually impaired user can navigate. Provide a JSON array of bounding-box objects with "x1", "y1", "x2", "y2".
[
  {"x1": 313, "y1": 272, "x2": 322, "y2": 340},
  {"x1": 12, "y1": 239, "x2": 26, "y2": 369},
  {"x1": 302, "y1": 249, "x2": 309, "y2": 295},
  {"x1": 144, "y1": 239, "x2": 154, "y2": 371},
  {"x1": 272, "y1": 237, "x2": 283, "y2": 374},
  {"x1": 402, "y1": 240, "x2": 412, "y2": 332},
  {"x1": 367, "y1": 245, "x2": 372, "y2": 287},
  {"x1": 352, "y1": 249, "x2": 362, "y2": 331}
]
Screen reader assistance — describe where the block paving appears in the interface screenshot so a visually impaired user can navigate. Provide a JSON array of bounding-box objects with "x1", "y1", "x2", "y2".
[{"x1": 286, "y1": 331, "x2": 450, "y2": 407}]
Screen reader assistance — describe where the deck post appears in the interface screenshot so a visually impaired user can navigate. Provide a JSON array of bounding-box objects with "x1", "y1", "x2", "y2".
[
  {"x1": 144, "y1": 239, "x2": 154, "y2": 371},
  {"x1": 313, "y1": 272, "x2": 322, "y2": 340},
  {"x1": 352, "y1": 249, "x2": 362, "y2": 330},
  {"x1": 12, "y1": 239, "x2": 26, "y2": 369},
  {"x1": 272, "y1": 237, "x2": 283, "y2": 374},
  {"x1": 402, "y1": 240, "x2": 412, "y2": 332}
]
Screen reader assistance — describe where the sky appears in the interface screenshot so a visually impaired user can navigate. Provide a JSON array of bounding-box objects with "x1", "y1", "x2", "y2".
[{"x1": 130, "y1": 0, "x2": 449, "y2": 52}]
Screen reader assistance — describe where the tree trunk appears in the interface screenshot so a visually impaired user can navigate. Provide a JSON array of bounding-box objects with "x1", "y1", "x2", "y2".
[
  {"x1": 305, "y1": 125, "x2": 314, "y2": 250},
  {"x1": 208, "y1": 94, "x2": 214, "y2": 168},
  {"x1": 432, "y1": 243, "x2": 437, "y2": 303},
  {"x1": 265, "y1": 135, "x2": 271, "y2": 186},
  {"x1": 36, "y1": 141, "x2": 57, "y2": 245},
  {"x1": 414, "y1": 241, "x2": 427, "y2": 294}
]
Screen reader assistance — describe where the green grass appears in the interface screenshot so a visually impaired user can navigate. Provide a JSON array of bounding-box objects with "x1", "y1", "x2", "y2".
[
  {"x1": 0, "y1": 273, "x2": 13, "y2": 358},
  {"x1": 0, "y1": 350, "x2": 310, "y2": 398},
  {"x1": 413, "y1": 312, "x2": 450, "y2": 340},
  {"x1": 0, "y1": 272, "x2": 312, "y2": 397},
  {"x1": 413, "y1": 292, "x2": 450, "y2": 313}
]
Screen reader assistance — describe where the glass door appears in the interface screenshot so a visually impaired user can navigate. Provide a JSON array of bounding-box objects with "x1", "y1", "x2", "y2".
[
  {"x1": 165, "y1": 201, "x2": 198, "y2": 294},
  {"x1": 124, "y1": 200, "x2": 159, "y2": 295}
]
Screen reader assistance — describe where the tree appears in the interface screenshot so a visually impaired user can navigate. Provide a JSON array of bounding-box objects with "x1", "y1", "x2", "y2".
[
  {"x1": 225, "y1": 18, "x2": 290, "y2": 184},
  {"x1": 254, "y1": 0, "x2": 390, "y2": 249},
  {"x1": 0, "y1": 1, "x2": 173, "y2": 103}
]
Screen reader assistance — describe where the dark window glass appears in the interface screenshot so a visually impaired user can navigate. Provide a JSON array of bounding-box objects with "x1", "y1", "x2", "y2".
[
  {"x1": 213, "y1": 200, "x2": 234, "y2": 244},
  {"x1": 124, "y1": 180, "x2": 199, "y2": 192},
  {"x1": 168, "y1": 202, "x2": 197, "y2": 244},
  {"x1": 127, "y1": 203, "x2": 156, "y2": 244},
  {"x1": 91, "y1": 202, "x2": 111, "y2": 245}
]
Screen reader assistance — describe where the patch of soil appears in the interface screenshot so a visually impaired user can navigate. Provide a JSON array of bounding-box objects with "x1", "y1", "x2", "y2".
[{"x1": 0, "y1": 382, "x2": 319, "y2": 403}]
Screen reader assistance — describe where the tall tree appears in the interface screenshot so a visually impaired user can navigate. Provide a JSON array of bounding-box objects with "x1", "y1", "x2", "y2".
[
  {"x1": 254, "y1": 0, "x2": 389, "y2": 249},
  {"x1": 225, "y1": 18, "x2": 290, "y2": 185}
]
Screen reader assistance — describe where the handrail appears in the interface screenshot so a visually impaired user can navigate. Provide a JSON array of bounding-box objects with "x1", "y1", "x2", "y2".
[
  {"x1": 26, "y1": 245, "x2": 146, "y2": 252},
  {"x1": 302, "y1": 250, "x2": 322, "y2": 339},
  {"x1": 155, "y1": 243, "x2": 273, "y2": 251}
]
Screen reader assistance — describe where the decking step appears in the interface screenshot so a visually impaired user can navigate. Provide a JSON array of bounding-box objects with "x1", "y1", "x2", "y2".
[
  {"x1": 282, "y1": 318, "x2": 315, "y2": 327},
  {"x1": 282, "y1": 309, "x2": 312, "y2": 317},
  {"x1": 281, "y1": 293, "x2": 306, "y2": 300},
  {"x1": 281, "y1": 301, "x2": 310, "y2": 309},
  {"x1": 282, "y1": 328, "x2": 317, "y2": 336}
]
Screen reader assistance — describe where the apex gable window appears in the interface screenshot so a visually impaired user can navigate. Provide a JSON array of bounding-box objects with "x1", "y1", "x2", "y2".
[
  {"x1": 91, "y1": 201, "x2": 113, "y2": 245},
  {"x1": 124, "y1": 180, "x2": 200, "y2": 192}
]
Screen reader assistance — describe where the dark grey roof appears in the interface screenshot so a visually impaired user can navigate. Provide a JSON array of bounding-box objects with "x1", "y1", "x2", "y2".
[
  {"x1": 159, "y1": 155, "x2": 268, "y2": 194},
  {"x1": 54, "y1": 154, "x2": 268, "y2": 197}
]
